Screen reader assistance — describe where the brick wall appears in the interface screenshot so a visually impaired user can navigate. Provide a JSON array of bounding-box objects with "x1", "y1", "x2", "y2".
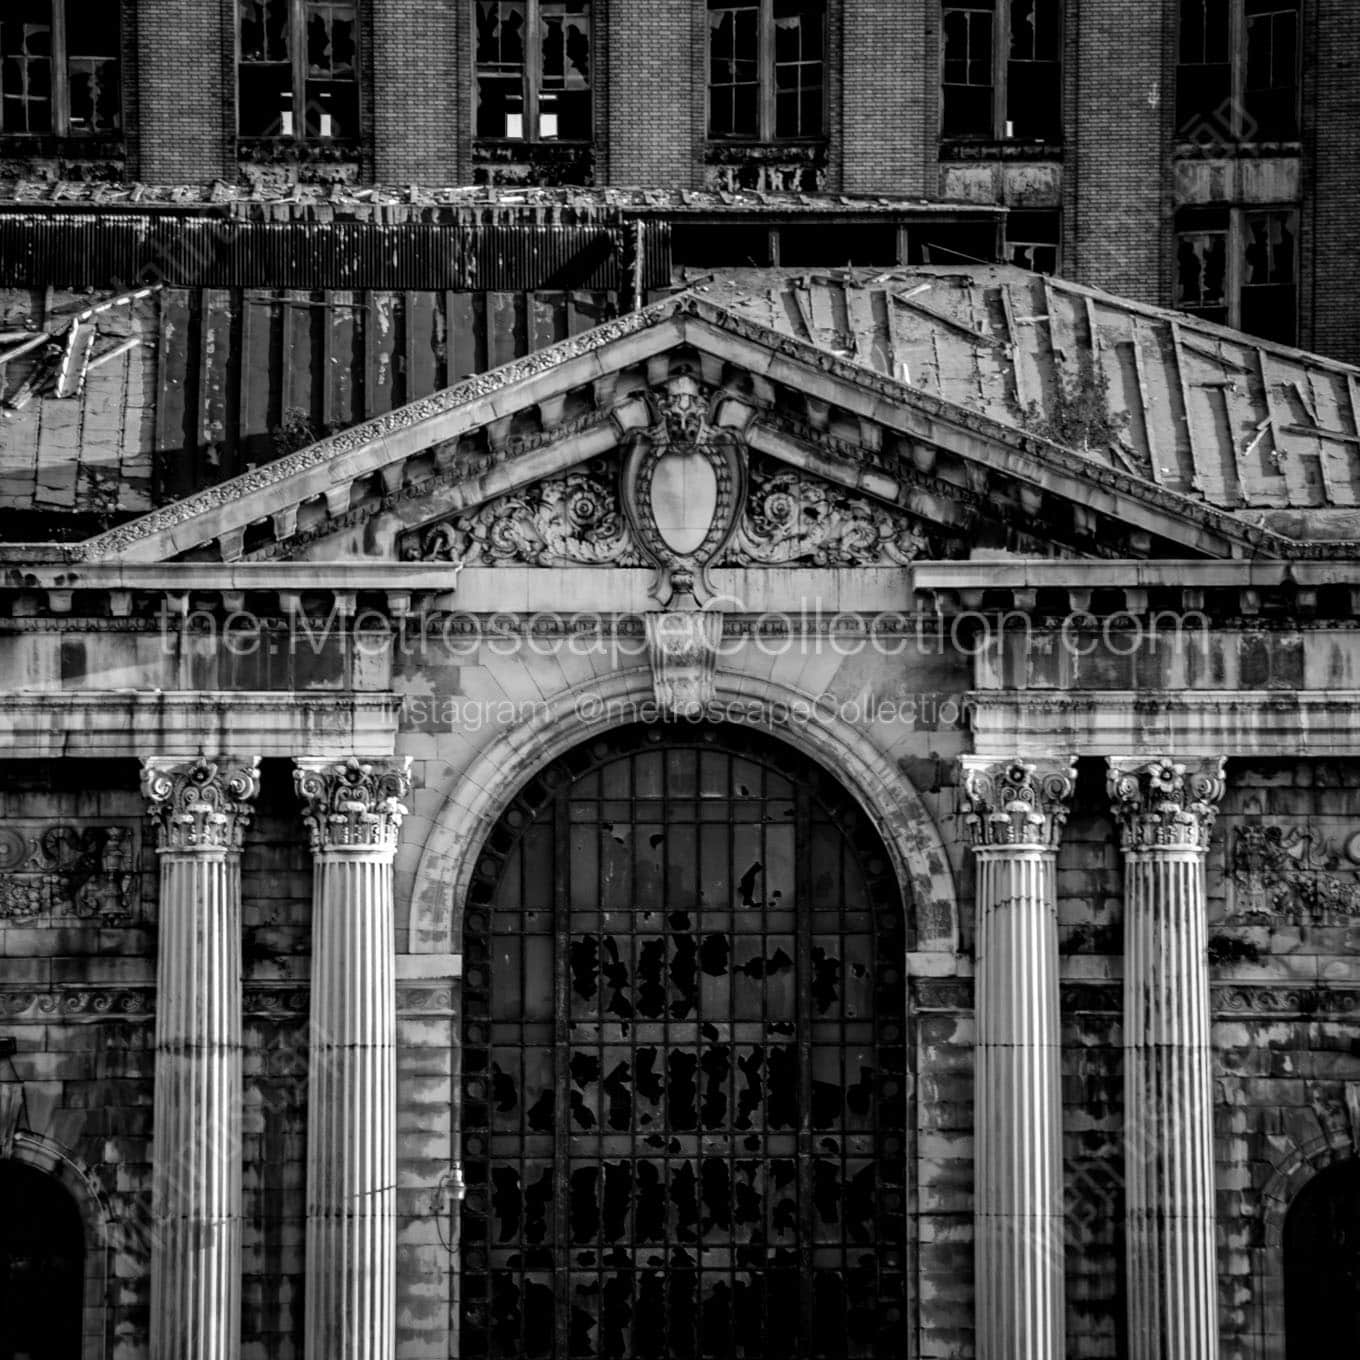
[
  {"x1": 842, "y1": 0, "x2": 932, "y2": 196},
  {"x1": 1305, "y1": 0, "x2": 1360, "y2": 365},
  {"x1": 135, "y1": 0, "x2": 229, "y2": 182},
  {"x1": 370, "y1": 0, "x2": 461, "y2": 185},
  {"x1": 1064, "y1": 0, "x2": 1173, "y2": 305},
  {"x1": 608, "y1": 0, "x2": 697, "y2": 186}
]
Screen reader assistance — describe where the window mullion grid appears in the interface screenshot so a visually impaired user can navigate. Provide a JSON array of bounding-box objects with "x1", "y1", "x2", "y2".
[
  {"x1": 291, "y1": 0, "x2": 307, "y2": 140},
  {"x1": 992, "y1": 0, "x2": 1008, "y2": 140},
  {"x1": 1229, "y1": 0, "x2": 1246, "y2": 140},
  {"x1": 526, "y1": 0, "x2": 540, "y2": 143},
  {"x1": 759, "y1": 0, "x2": 774, "y2": 142},
  {"x1": 51, "y1": 0, "x2": 69, "y2": 138},
  {"x1": 1227, "y1": 208, "x2": 1245, "y2": 330}
]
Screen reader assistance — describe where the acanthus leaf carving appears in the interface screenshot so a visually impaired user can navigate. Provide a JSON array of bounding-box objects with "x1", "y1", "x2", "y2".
[
  {"x1": 294, "y1": 756, "x2": 411, "y2": 853},
  {"x1": 1107, "y1": 757, "x2": 1226, "y2": 852},
  {"x1": 644, "y1": 611, "x2": 724, "y2": 717},
  {"x1": 0, "y1": 822, "x2": 140, "y2": 922},
  {"x1": 141, "y1": 756, "x2": 261, "y2": 854},
  {"x1": 411, "y1": 464, "x2": 641, "y2": 567},
  {"x1": 1228, "y1": 820, "x2": 1360, "y2": 923},
  {"x1": 725, "y1": 463, "x2": 932, "y2": 567},
  {"x1": 958, "y1": 756, "x2": 1077, "y2": 850}
]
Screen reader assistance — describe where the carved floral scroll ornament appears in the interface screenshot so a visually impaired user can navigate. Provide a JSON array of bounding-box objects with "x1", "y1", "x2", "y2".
[
  {"x1": 294, "y1": 756, "x2": 412, "y2": 853},
  {"x1": 1229, "y1": 821, "x2": 1360, "y2": 922},
  {"x1": 141, "y1": 756, "x2": 261, "y2": 854},
  {"x1": 0, "y1": 823, "x2": 139, "y2": 922},
  {"x1": 1106, "y1": 757, "x2": 1226, "y2": 852},
  {"x1": 644, "y1": 612, "x2": 724, "y2": 717},
  {"x1": 957, "y1": 757, "x2": 1078, "y2": 850},
  {"x1": 730, "y1": 467, "x2": 932, "y2": 567},
  {"x1": 414, "y1": 466, "x2": 640, "y2": 567}
]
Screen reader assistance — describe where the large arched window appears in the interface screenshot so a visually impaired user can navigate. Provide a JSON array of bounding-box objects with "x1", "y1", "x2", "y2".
[
  {"x1": 459, "y1": 724, "x2": 908, "y2": 1359},
  {"x1": 1284, "y1": 1158, "x2": 1360, "y2": 1358},
  {"x1": 0, "y1": 1158, "x2": 86, "y2": 1359}
]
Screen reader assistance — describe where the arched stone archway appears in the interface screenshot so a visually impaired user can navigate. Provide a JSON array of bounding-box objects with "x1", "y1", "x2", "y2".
[
  {"x1": 1282, "y1": 1155, "x2": 1360, "y2": 1356},
  {"x1": 405, "y1": 669, "x2": 958, "y2": 961},
  {"x1": 1, "y1": 1131, "x2": 110, "y2": 1360}
]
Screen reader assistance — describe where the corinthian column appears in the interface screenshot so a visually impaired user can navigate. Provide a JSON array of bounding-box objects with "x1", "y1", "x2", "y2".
[
  {"x1": 1107, "y1": 757, "x2": 1226, "y2": 1360},
  {"x1": 959, "y1": 756, "x2": 1076, "y2": 1360},
  {"x1": 142, "y1": 755, "x2": 260, "y2": 1360},
  {"x1": 294, "y1": 756, "x2": 411, "y2": 1360}
]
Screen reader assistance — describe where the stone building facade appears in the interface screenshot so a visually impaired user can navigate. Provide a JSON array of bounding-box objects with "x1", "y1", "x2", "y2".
[{"x1": 3, "y1": 5, "x2": 1360, "y2": 1360}]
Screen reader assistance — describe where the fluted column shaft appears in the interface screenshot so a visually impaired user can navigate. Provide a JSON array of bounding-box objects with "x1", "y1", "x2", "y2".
[
  {"x1": 1109, "y1": 758, "x2": 1226, "y2": 1360},
  {"x1": 296, "y1": 757, "x2": 411, "y2": 1360},
  {"x1": 960, "y1": 757, "x2": 1076, "y2": 1360},
  {"x1": 143, "y1": 757, "x2": 260, "y2": 1360}
]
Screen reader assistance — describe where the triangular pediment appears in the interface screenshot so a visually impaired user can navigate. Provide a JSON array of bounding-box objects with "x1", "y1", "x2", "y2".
[{"x1": 67, "y1": 281, "x2": 1314, "y2": 569}]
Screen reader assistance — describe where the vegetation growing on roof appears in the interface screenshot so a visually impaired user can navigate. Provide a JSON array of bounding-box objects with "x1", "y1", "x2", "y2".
[{"x1": 1020, "y1": 355, "x2": 1130, "y2": 454}]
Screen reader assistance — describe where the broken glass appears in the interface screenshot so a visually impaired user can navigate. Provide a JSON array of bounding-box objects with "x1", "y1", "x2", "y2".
[
  {"x1": 0, "y1": 3, "x2": 53, "y2": 135},
  {"x1": 708, "y1": 2, "x2": 759, "y2": 138}
]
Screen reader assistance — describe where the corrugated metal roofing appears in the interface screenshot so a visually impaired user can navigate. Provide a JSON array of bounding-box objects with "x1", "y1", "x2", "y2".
[{"x1": 699, "y1": 267, "x2": 1360, "y2": 529}]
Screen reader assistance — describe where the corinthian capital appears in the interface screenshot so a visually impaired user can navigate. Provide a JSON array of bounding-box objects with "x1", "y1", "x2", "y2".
[
  {"x1": 294, "y1": 756, "x2": 411, "y2": 853},
  {"x1": 958, "y1": 756, "x2": 1077, "y2": 850},
  {"x1": 141, "y1": 756, "x2": 261, "y2": 853},
  {"x1": 1106, "y1": 757, "x2": 1226, "y2": 852}
]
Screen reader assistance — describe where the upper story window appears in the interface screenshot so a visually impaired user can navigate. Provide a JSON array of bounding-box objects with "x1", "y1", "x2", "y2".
[
  {"x1": 237, "y1": 0, "x2": 360, "y2": 141},
  {"x1": 475, "y1": 0, "x2": 591, "y2": 142},
  {"x1": 0, "y1": 0, "x2": 120, "y2": 137},
  {"x1": 1177, "y1": 0, "x2": 1299, "y2": 142},
  {"x1": 707, "y1": 0, "x2": 825, "y2": 141},
  {"x1": 941, "y1": 0, "x2": 1061, "y2": 142},
  {"x1": 1176, "y1": 206, "x2": 1297, "y2": 344}
]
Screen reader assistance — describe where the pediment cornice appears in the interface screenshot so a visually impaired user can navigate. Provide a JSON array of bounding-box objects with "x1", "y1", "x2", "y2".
[{"x1": 58, "y1": 291, "x2": 1297, "y2": 568}]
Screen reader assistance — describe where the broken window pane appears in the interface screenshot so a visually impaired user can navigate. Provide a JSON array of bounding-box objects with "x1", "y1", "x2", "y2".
[
  {"x1": 303, "y1": 1, "x2": 357, "y2": 138},
  {"x1": 476, "y1": 0, "x2": 527, "y2": 138},
  {"x1": 1176, "y1": 217, "x2": 1230, "y2": 327},
  {"x1": 1006, "y1": 209, "x2": 1060, "y2": 274},
  {"x1": 1006, "y1": 0, "x2": 1060, "y2": 139},
  {"x1": 1, "y1": 2, "x2": 53, "y2": 135},
  {"x1": 1241, "y1": 209, "x2": 1296, "y2": 342},
  {"x1": 1176, "y1": 0, "x2": 1231, "y2": 138},
  {"x1": 772, "y1": 0, "x2": 823, "y2": 138},
  {"x1": 942, "y1": 2, "x2": 995, "y2": 137},
  {"x1": 239, "y1": 0, "x2": 290, "y2": 64},
  {"x1": 539, "y1": 0, "x2": 590, "y2": 141},
  {"x1": 1243, "y1": 0, "x2": 1298, "y2": 139},
  {"x1": 306, "y1": 2, "x2": 356, "y2": 77},
  {"x1": 65, "y1": 0, "x2": 120, "y2": 133},
  {"x1": 708, "y1": 2, "x2": 760, "y2": 138}
]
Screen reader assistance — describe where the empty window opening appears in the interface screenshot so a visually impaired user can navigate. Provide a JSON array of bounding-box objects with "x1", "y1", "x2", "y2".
[
  {"x1": 476, "y1": 0, "x2": 591, "y2": 142},
  {"x1": 1176, "y1": 0, "x2": 1298, "y2": 142},
  {"x1": 238, "y1": 0, "x2": 360, "y2": 141},
  {"x1": 1, "y1": 0, "x2": 120, "y2": 137},
  {"x1": 942, "y1": 0, "x2": 1061, "y2": 142},
  {"x1": 1005, "y1": 209, "x2": 1061, "y2": 274},
  {"x1": 1176, "y1": 206, "x2": 1296, "y2": 344},
  {"x1": 708, "y1": 0, "x2": 825, "y2": 141}
]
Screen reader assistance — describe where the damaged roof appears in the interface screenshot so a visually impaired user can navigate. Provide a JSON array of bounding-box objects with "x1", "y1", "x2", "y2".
[
  {"x1": 696, "y1": 267, "x2": 1360, "y2": 537},
  {"x1": 5, "y1": 264, "x2": 1360, "y2": 548}
]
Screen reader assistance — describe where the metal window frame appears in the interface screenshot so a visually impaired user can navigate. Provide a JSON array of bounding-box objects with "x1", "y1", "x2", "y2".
[
  {"x1": 473, "y1": 0, "x2": 593, "y2": 146},
  {"x1": 705, "y1": 0, "x2": 828, "y2": 144},
  {"x1": 1175, "y1": 203, "x2": 1298, "y2": 338},
  {"x1": 0, "y1": 0, "x2": 123, "y2": 139},
  {"x1": 1174, "y1": 0, "x2": 1301, "y2": 143},
  {"x1": 939, "y1": 0, "x2": 1063, "y2": 142},
  {"x1": 235, "y1": 0, "x2": 362, "y2": 142}
]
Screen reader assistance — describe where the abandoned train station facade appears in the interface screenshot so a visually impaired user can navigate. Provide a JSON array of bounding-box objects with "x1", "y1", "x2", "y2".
[{"x1": 5, "y1": 4, "x2": 1360, "y2": 1360}]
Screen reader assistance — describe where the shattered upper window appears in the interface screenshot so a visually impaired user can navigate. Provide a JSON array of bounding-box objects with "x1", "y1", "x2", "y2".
[
  {"x1": 238, "y1": 0, "x2": 359, "y2": 141},
  {"x1": 1176, "y1": 207, "x2": 1297, "y2": 344},
  {"x1": 1177, "y1": 0, "x2": 1297, "y2": 142},
  {"x1": 942, "y1": 0, "x2": 1062, "y2": 143},
  {"x1": 707, "y1": 0, "x2": 824, "y2": 141},
  {"x1": 476, "y1": 0, "x2": 590, "y2": 142},
  {"x1": 1, "y1": 0, "x2": 121, "y2": 137}
]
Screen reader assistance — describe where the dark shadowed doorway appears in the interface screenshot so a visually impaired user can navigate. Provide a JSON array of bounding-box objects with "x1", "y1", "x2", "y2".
[
  {"x1": 1285, "y1": 1157, "x2": 1360, "y2": 1359},
  {"x1": 0, "y1": 1158, "x2": 85, "y2": 1360},
  {"x1": 459, "y1": 725, "x2": 909, "y2": 1359}
]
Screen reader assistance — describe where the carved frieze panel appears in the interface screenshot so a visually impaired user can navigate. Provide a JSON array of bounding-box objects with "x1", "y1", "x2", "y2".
[
  {"x1": 0, "y1": 822, "x2": 141, "y2": 923},
  {"x1": 1228, "y1": 821, "x2": 1360, "y2": 923},
  {"x1": 404, "y1": 450, "x2": 936, "y2": 585}
]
